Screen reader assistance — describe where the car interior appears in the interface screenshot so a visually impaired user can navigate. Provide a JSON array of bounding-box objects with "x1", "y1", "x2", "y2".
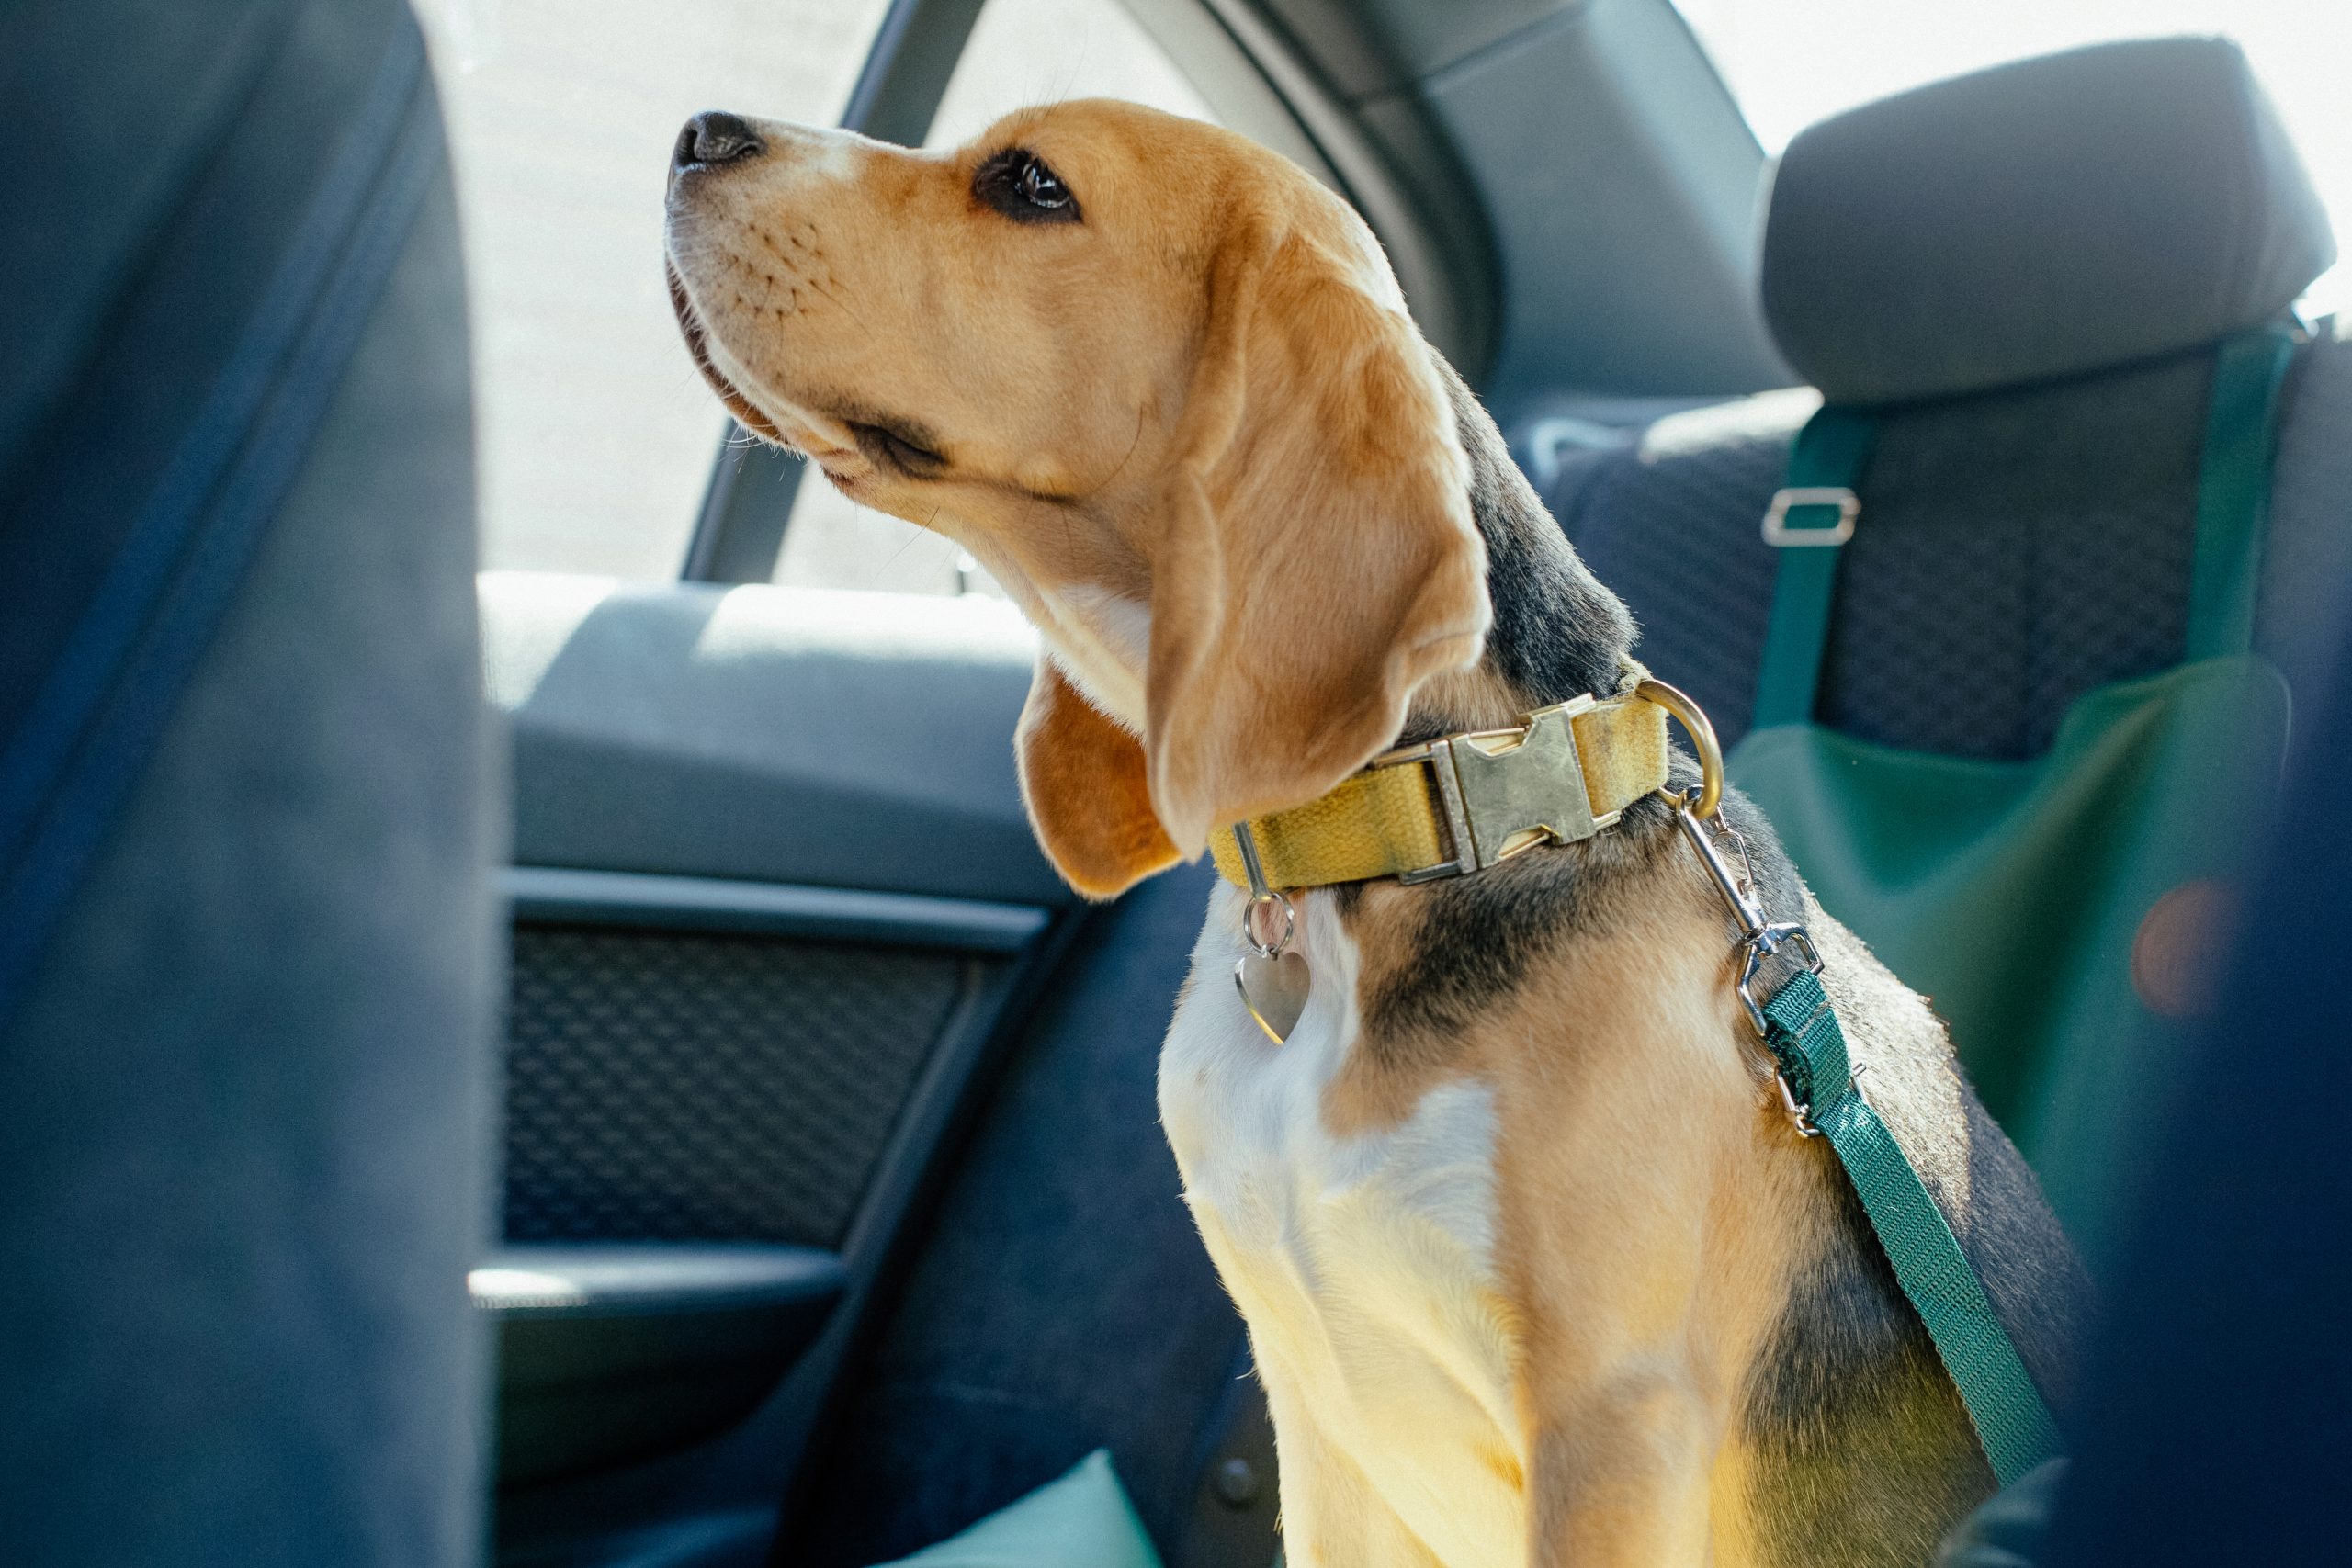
[{"x1": 5, "y1": 1, "x2": 2346, "y2": 1566}]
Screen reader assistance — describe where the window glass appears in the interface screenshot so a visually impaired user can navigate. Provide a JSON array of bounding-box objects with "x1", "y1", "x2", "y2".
[
  {"x1": 770, "y1": 0, "x2": 1219, "y2": 598},
  {"x1": 421, "y1": 0, "x2": 891, "y2": 578},
  {"x1": 1672, "y1": 0, "x2": 2352, "y2": 315}
]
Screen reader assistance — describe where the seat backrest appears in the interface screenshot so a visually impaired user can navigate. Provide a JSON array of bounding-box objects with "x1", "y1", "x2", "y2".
[
  {"x1": 1552, "y1": 37, "x2": 2346, "y2": 766},
  {"x1": 1547, "y1": 40, "x2": 2347, "y2": 1246},
  {"x1": 0, "y1": 3, "x2": 497, "y2": 1562}
]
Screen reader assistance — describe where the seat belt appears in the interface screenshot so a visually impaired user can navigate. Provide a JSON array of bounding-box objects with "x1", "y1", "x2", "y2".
[
  {"x1": 1751, "y1": 405, "x2": 1878, "y2": 728},
  {"x1": 1662, "y1": 782, "x2": 2066, "y2": 1486},
  {"x1": 1765, "y1": 966, "x2": 2064, "y2": 1482},
  {"x1": 1747, "y1": 403, "x2": 2066, "y2": 1483}
]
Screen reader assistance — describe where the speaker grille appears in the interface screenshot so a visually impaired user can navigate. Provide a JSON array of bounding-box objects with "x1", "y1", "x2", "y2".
[{"x1": 503, "y1": 925, "x2": 973, "y2": 1247}]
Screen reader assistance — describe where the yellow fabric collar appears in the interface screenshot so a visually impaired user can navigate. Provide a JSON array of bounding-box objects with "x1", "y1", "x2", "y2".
[{"x1": 1208, "y1": 687, "x2": 1669, "y2": 890}]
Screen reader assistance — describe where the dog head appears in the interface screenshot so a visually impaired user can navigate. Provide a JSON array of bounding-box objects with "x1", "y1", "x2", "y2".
[{"x1": 664, "y1": 100, "x2": 1489, "y2": 897}]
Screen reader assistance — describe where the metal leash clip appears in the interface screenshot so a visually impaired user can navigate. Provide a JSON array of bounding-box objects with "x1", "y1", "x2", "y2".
[{"x1": 1637, "y1": 678, "x2": 1829, "y2": 1135}]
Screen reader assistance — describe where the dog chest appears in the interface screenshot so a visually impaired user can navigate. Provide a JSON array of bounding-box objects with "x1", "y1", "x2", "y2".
[{"x1": 1159, "y1": 886, "x2": 1530, "y2": 1565}]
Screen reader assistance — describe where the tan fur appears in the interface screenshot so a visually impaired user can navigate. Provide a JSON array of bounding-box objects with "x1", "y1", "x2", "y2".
[
  {"x1": 664, "y1": 102, "x2": 1486, "y2": 880},
  {"x1": 1487, "y1": 886, "x2": 1820, "y2": 1566},
  {"x1": 1319, "y1": 847, "x2": 1836, "y2": 1563},
  {"x1": 1015, "y1": 659, "x2": 1181, "y2": 897}
]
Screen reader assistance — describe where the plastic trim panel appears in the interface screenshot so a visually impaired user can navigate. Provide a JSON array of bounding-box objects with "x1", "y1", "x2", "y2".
[{"x1": 502, "y1": 865, "x2": 1047, "y2": 953}]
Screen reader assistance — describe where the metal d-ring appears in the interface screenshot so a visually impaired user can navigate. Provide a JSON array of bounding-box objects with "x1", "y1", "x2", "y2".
[
  {"x1": 1231, "y1": 821, "x2": 1295, "y2": 957},
  {"x1": 1635, "y1": 676, "x2": 1724, "y2": 821},
  {"x1": 1642, "y1": 678, "x2": 1849, "y2": 1142}
]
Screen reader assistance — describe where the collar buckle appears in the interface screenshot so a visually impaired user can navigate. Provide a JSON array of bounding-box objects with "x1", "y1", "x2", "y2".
[{"x1": 1382, "y1": 696, "x2": 1616, "y2": 883}]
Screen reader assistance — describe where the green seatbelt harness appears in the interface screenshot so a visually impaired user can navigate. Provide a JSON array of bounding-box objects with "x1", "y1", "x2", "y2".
[
  {"x1": 1690, "y1": 326, "x2": 2299, "y2": 1488},
  {"x1": 1761, "y1": 969, "x2": 2064, "y2": 1483},
  {"x1": 1731, "y1": 333, "x2": 2298, "y2": 1258},
  {"x1": 1660, "y1": 779, "x2": 2064, "y2": 1486}
]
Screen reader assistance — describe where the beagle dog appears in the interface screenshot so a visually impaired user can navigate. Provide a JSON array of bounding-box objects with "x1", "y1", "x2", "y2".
[{"x1": 663, "y1": 100, "x2": 2083, "y2": 1566}]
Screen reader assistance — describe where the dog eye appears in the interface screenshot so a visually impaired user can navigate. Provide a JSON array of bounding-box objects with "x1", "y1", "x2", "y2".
[
  {"x1": 974, "y1": 148, "x2": 1081, "y2": 224},
  {"x1": 850, "y1": 421, "x2": 945, "y2": 476},
  {"x1": 1015, "y1": 157, "x2": 1070, "y2": 209}
]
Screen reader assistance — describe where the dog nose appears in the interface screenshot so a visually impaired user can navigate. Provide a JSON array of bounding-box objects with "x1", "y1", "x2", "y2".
[{"x1": 674, "y1": 111, "x2": 763, "y2": 170}]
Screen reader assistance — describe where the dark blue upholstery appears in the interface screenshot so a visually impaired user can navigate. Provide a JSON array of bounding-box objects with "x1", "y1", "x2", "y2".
[
  {"x1": 1555, "y1": 339, "x2": 2352, "y2": 763},
  {"x1": 0, "y1": 4, "x2": 498, "y2": 1562},
  {"x1": 788, "y1": 864, "x2": 1255, "y2": 1567},
  {"x1": 1551, "y1": 37, "x2": 2348, "y2": 767}
]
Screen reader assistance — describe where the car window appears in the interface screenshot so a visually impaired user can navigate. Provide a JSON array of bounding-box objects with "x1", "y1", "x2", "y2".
[
  {"x1": 421, "y1": 0, "x2": 892, "y2": 579},
  {"x1": 768, "y1": 0, "x2": 1218, "y2": 599},
  {"x1": 1673, "y1": 0, "x2": 2351, "y2": 316}
]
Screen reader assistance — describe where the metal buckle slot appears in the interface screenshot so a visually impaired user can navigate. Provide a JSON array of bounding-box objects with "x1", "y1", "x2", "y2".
[
  {"x1": 1762, "y1": 486, "x2": 1859, "y2": 547},
  {"x1": 1769, "y1": 1081, "x2": 1825, "y2": 1142},
  {"x1": 1774, "y1": 1053, "x2": 1868, "y2": 1141},
  {"x1": 1452, "y1": 697, "x2": 1611, "y2": 870},
  {"x1": 1775, "y1": 1073, "x2": 1825, "y2": 1137},
  {"x1": 1735, "y1": 923, "x2": 1826, "y2": 1035},
  {"x1": 1385, "y1": 738, "x2": 1473, "y2": 884},
  {"x1": 1385, "y1": 699, "x2": 1612, "y2": 884}
]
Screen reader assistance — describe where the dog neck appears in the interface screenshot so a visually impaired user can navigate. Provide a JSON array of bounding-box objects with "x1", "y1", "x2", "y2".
[{"x1": 1396, "y1": 364, "x2": 1635, "y2": 747}]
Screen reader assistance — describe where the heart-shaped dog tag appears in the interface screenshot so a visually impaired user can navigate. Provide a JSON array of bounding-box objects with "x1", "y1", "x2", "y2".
[{"x1": 1235, "y1": 950, "x2": 1311, "y2": 1043}]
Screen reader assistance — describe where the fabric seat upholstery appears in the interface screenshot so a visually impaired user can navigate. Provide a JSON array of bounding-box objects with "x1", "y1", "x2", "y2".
[
  {"x1": 1554, "y1": 338, "x2": 2352, "y2": 762},
  {"x1": 1547, "y1": 37, "x2": 2347, "y2": 762},
  {"x1": 0, "y1": 4, "x2": 498, "y2": 1562}
]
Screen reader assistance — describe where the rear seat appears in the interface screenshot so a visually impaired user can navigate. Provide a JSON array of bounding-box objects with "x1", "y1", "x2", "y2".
[
  {"x1": 1544, "y1": 39, "x2": 2348, "y2": 1245},
  {"x1": 1550, "y1": 37, "x2": 2350, "y2": 771}
]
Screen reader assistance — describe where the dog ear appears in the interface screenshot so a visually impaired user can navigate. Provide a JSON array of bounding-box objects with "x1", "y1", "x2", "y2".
[
  {"x1": 1143, "y1": 215, "x2": 1490, "y2": 856},
  {"x1": 1016, "y1": 657, "x2": 1182, "y2": 898}
]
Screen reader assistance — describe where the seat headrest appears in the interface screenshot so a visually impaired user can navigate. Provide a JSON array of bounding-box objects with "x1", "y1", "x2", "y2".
[{"x1": 1761, "y1": 38, "x2": 2336, "y2": 407}]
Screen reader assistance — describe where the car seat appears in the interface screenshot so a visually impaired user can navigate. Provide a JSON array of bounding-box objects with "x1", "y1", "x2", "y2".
[
  {"x1": 1545, "y1": 36, "x2": 2347, "y2": 1251},
  {"x1": 0, "y1": 2, "x2": 499, "y2": 1562}
]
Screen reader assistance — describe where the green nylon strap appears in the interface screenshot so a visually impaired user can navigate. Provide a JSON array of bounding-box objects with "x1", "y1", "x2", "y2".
[
  {"x1": 1749, "y1": 406, "x2": 1879, "y2": 728},
  {"x1": 1761, "y1": 970, "x2": 2064, "y2": 1485},
  {"x1": 2186, "y1": 326, "x2": 2299, "y2": 659}
]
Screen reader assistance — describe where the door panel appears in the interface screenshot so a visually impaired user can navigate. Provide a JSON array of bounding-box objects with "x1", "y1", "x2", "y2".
[
  {"x1": 481, "y1": 572, "x2": 1133, "y2": 1568},
  {"x1": 502, "y1": 922, "x2": 983, "y2": 1251},
  {"x1": 479, "y1": 1244, "x2": 848, "y2": 1488},
  {"x1": 481, "y1": 571, "x2": 1069, "y2": 906}
]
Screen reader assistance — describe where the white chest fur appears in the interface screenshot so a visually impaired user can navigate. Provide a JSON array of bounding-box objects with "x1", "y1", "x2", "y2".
[{"x1": 1159, "y1": 884, "x2": 1530, "y2": 1567}]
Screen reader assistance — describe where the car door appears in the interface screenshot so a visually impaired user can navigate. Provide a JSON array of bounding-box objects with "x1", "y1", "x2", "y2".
[{"x1": 435, "y1": 4, "x2": 1313, "y2": 1565}]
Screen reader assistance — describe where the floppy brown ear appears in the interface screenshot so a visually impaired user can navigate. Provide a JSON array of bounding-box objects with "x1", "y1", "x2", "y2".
[
  {"x1": 1015, "y1": 657, "x2": 1182, "y2": 899},
  {"x1": 1144, "y1": 218, "x2": 1490, "y2": 855}
]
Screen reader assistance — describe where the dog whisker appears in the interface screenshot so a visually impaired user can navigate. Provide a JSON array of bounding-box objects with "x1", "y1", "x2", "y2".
[
  {"x1": 1071, "y1": 404, "x2": 1148, "y2": 502},
  {"x1": 803, "y1": 273, "x2": 870, "y2": 334}
]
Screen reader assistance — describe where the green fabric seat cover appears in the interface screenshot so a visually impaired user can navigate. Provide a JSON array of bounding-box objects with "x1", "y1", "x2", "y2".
[{"x1": 1728, "y1": 330, "x2": 2296, "y2": 1258}]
